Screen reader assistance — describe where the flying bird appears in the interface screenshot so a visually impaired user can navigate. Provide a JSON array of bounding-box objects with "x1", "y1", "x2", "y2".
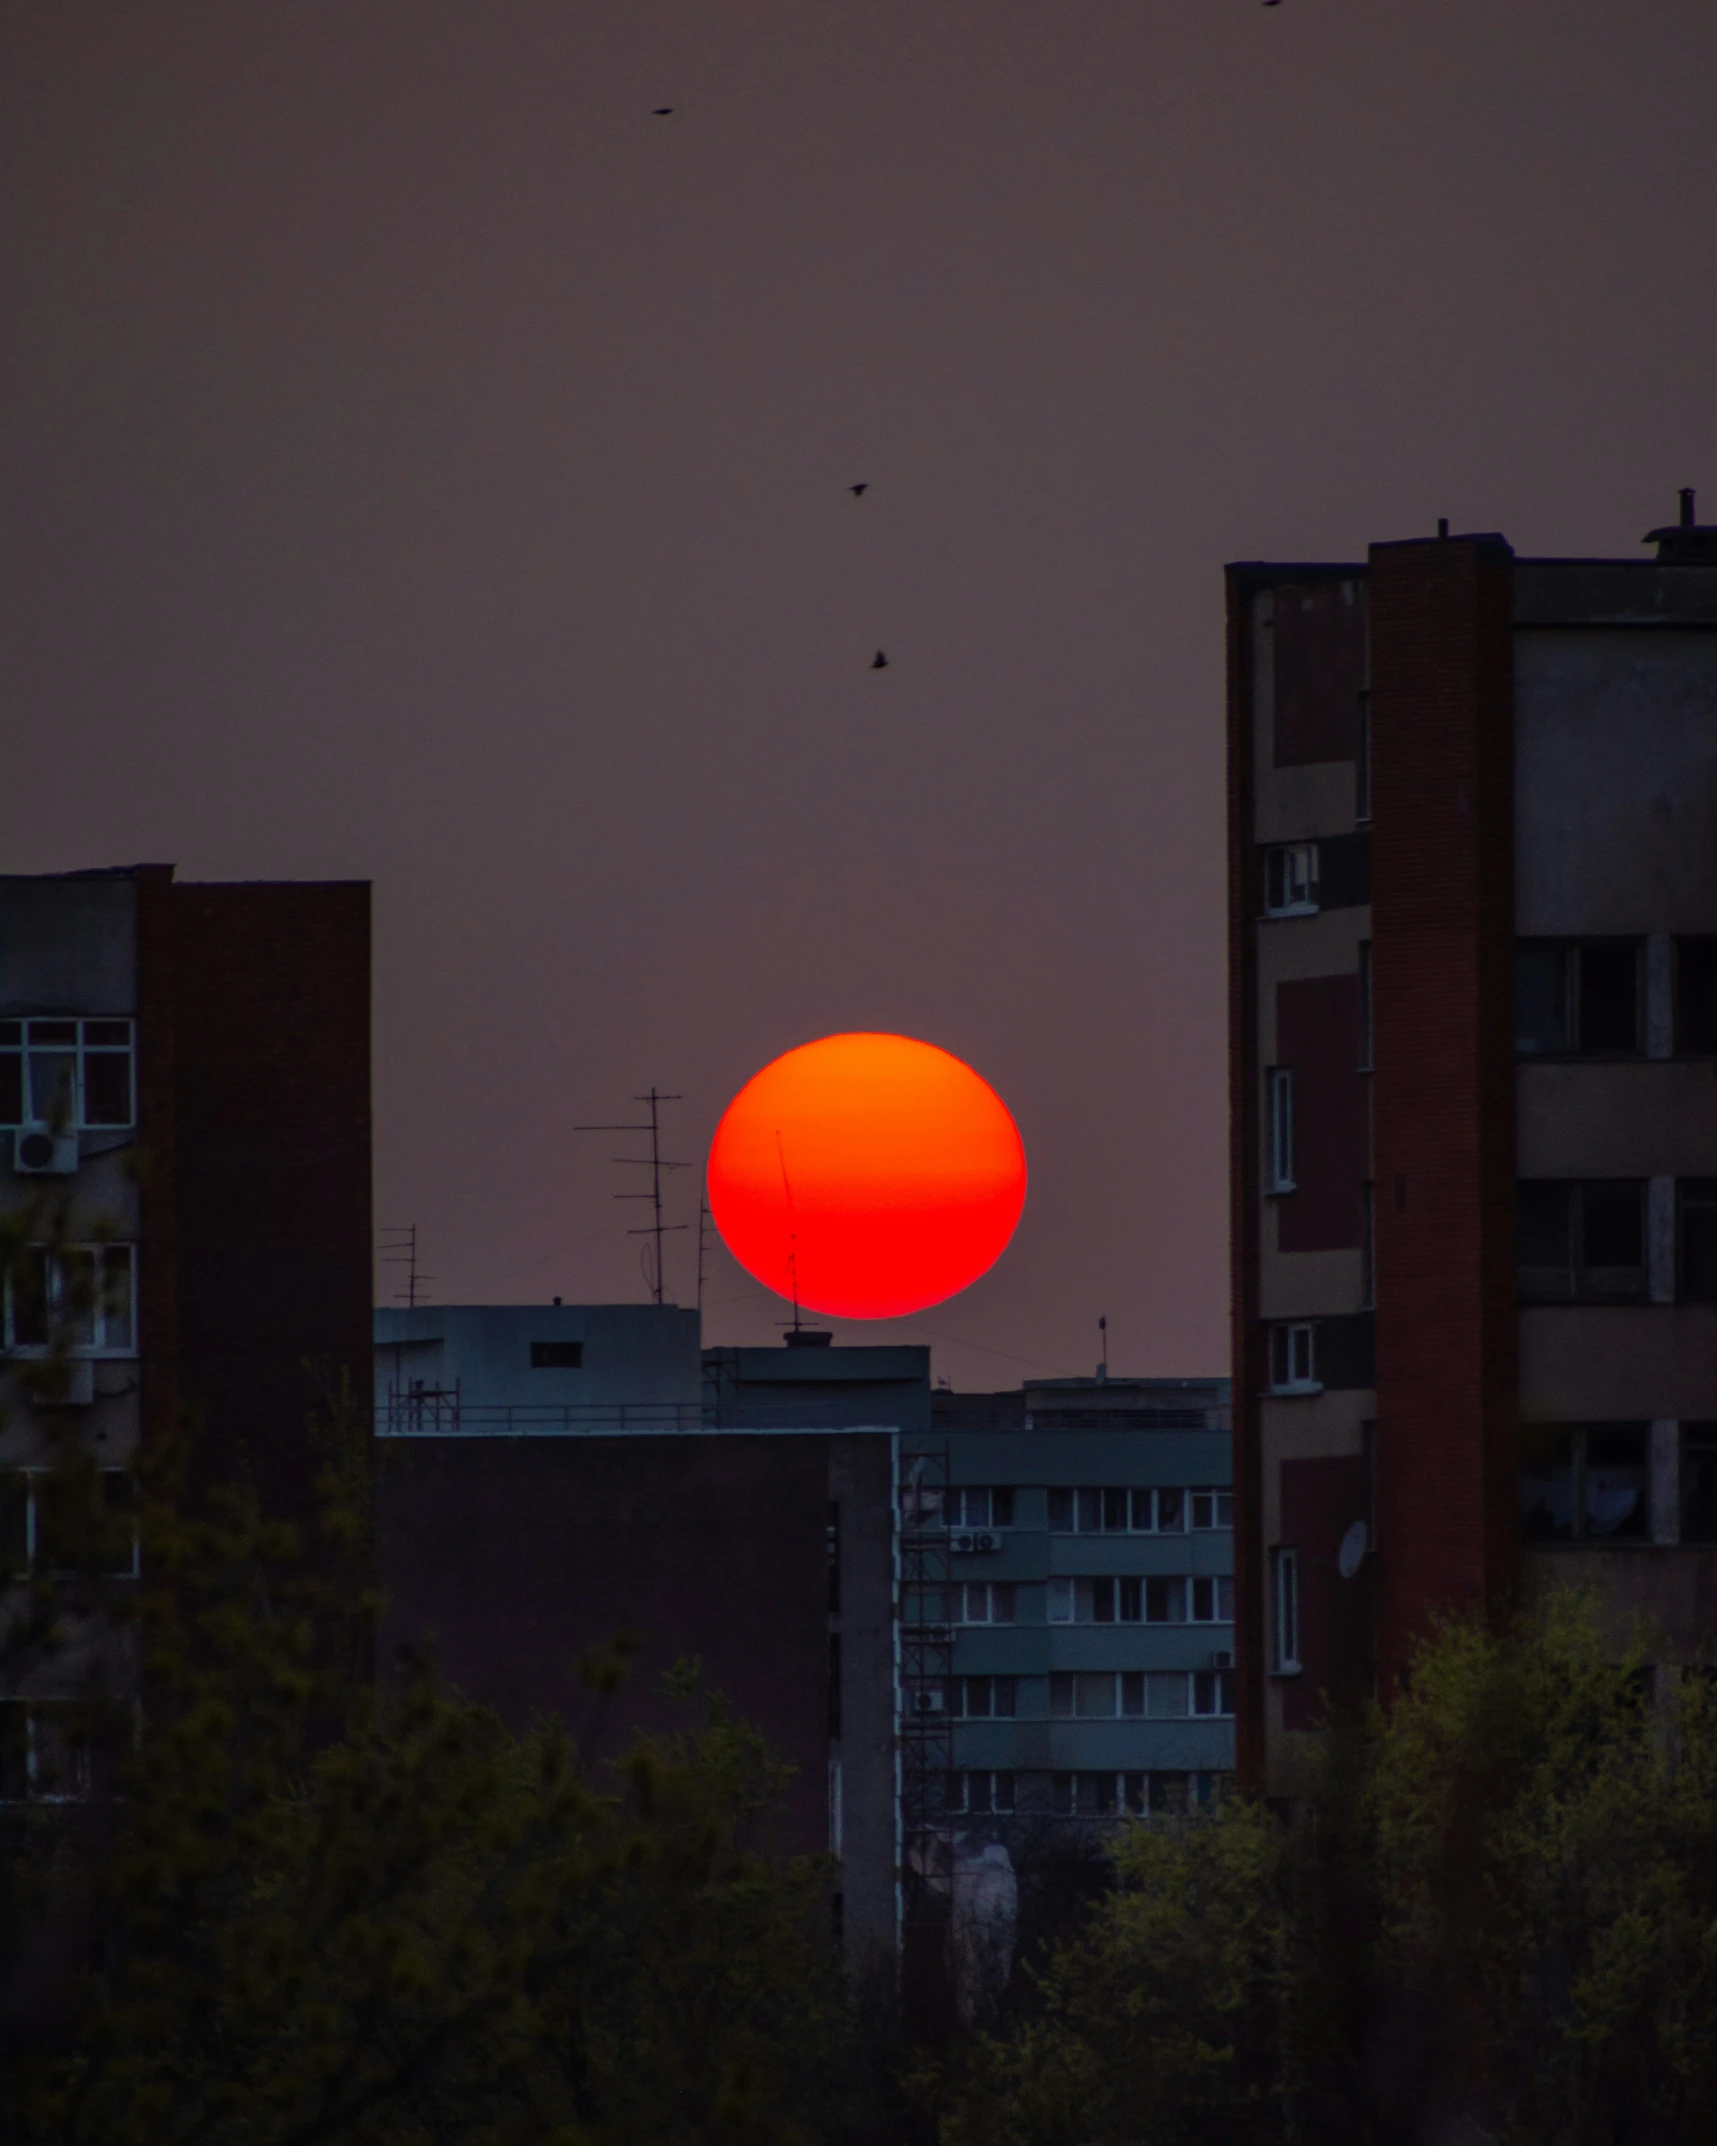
[
  {"x1": 870, "y1": 651, "x2": 889, "y2": 670},
  {"x1": 652, "y1": 106, "x2": 674, "y2": 115},
  {"x1": 849, "y1": 483, "x2": 868, "y2": 496}
]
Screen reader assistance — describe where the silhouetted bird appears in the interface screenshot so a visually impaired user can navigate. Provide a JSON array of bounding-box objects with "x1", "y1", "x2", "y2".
[
  {"x1": 652, "y1": 106, "x2": 674, "y2": 115},
  {"x1": 849, "y1": 483, "x2": 868, "y2": 496},
  {"x1": 871, "y1": 651, "x2": 889, "y2": 670}
]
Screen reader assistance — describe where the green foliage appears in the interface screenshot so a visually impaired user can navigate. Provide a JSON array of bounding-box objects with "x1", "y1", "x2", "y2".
[
  {"x1": 934, "y1": 1594, "x2": 1717, "y2": 2146},
  {"x1": 1, "y1": 1404, "x2": 877, "y2": 2146}
]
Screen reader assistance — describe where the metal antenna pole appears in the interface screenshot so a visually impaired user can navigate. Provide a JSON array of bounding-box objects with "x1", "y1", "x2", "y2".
[{"x1": 576, "y1": 1091, "x2": 688, "y2": 1306}]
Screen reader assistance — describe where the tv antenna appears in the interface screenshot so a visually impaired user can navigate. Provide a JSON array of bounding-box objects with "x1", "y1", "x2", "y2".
[
  {"x1": 380, "y1": 1224, "x2": 433, "y2": 1308},
  {"x1": 576, "y1": 1088, "x2": 688, "y2": 1306},
  {"x1": 1098, "y1": 1313, "x2": 1108, "y2": 1383},
  {"x1": 775, "y1": 1129, "x2": 807, "y2": 1334}
]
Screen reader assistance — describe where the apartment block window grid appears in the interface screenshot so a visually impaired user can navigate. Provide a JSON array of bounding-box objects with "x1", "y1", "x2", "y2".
[
  {"x1": 2, "y1": 1244, "x2": 136, "y2": 1355},
  {"x1": 943, "y1": 1770, "x2": 1015, "y2": 1815},
  {"x1": 1047, "y1": 1574, "x2": 1233, "y2": 1625},
  {"x1": 0, "y1": 1019, "x2": 134, "y2": 1132},
  {"x1": 945, "y1": 1487, "x2": 1013, "y2": 1529},
  {"x1": 1047, "y1": 1486, "x2": 1232, "y2": 1533},
  {"x1": 0, "y1": 1469, "x2": 140, "y2": 1579},
  {"x1": 1053, "y1": 1770, "x2": 1224, "y2": 1817},
  {"x1": 1049, "y1": 1668, "x2": 1235, "y2": 1719}
]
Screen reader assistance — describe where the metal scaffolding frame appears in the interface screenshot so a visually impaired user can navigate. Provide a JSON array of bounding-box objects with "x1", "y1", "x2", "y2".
[{"x1": 898, "y1": 1445, "x2": 954, "y2": 1925}]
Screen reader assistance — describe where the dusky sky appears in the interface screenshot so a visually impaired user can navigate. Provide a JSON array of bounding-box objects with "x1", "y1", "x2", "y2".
[{"x1": 3, "y1": 2, "x2": 1714, "y2": 1388}]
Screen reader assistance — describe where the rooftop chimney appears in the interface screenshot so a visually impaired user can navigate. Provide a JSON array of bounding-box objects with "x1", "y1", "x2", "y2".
[{"x1": 1645, "y1": 487, "x2": 1717, "y2": 563}]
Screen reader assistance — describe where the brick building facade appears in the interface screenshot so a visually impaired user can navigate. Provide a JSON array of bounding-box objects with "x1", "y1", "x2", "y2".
[{"x1": 1228, "y1": 504, "x2": 1717, "y2": 1788}]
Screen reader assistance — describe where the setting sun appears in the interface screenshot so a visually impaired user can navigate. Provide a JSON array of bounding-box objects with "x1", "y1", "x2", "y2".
[{"x1": 707, "y1": 1032, "x2": 1027, "y2": 1320}]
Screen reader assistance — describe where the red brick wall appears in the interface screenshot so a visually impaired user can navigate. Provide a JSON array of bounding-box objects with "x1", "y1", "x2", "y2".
[
  {"x1": 164, "y1": 882, "x2": 373, "y2": 1520},
  {"x1": 1226, "y1": 571, "x2": 1268, "y2": 1786},
  {"x1": 1369, "y1": 539, "x2": 1518, "y2": 1690}
]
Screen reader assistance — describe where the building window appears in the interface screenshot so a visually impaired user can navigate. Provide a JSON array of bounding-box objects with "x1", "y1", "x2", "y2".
[
  {"x1": 1191, "y1": 1668, "x2": 1236, "y2": 1717},
  {"x1": 1517, "y1": 1181, "x2": 1647, "y2": 1302},
  {"x1": 530, "y1": 1341, "x2": 583, "y2": 1368},
  {"x1": 1680, "y1": 1181, "x2": 1717, "y2": 1302},
  {"x1": 1682, "y1": 1425, "x2": 1717, "y2": 1544},
  {"x1": 0, "y1": 1470, "x2": 139, "y2": 1580},
  {"x1": 1188, "y1": 1575, "x2": 1235, "y2": 1623},
  {"x1": 2, "y1": 1245, "x2": 137, "y2": 1355},
  {"x1": 1519, "y1": 1424, "x2": 1651, "y2": 1544},
  {"x1": 1263, "y1": 843, "x2": 1319, "y2": 917},
  {"x1": 1266, "y1": 1068, "x2": 1295, "y2": 1193},
  {"x1": 0, "y1": 1700, "x2": 106, "y2": 1803},
  {"x1": 954, "y1": 1675, "x2": 1018, "y2": 1718},
  {"x1": 0, "y1": 1019, "x2": 134, "y2": 1132},
  {"x1": 1272, "y1": 1546, "x2": 1300, "y2": 1672},
  {"x1": 947, "y1": 1486, "x2": 1014, "y2": 1528},
  {"x1": 1042, "y1": 1487, "x2": 1229, "y2": 1534},
  {"x1": 944, "y1": 1770, "x2": 1015, "y2": 1815},
  {"x1": 1676, "y1": 938, "x2": 1717, "y2": 1053},
  {"x1": 1515, "y1": 940, "x2": 1643, "y2": 1057},
  {"x1": 1268, "y1": 1322, "x2": 1318, "y2": 1395},
  {"x1": 1045, "y1": 1576, "x2": 1191, "y2": 1624},
  {"x1": 941, "y1": 1582, "x2": 1014, "y2": 1625}
]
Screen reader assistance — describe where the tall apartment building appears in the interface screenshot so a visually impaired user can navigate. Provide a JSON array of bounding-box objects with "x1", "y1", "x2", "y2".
[
  {"x1": 1, "y1": 866, "x2": 373, "y2": 1798},
  {"x1": 1227, "y1": 497, "x2": 1717, "y2": 1788}
]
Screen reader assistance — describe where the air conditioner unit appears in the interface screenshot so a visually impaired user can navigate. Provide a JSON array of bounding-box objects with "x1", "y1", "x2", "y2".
[
  {"x1": 1211, "y1": 1649, "x2": 1234, "y2": 1671},
  {"x1": 949, "y1": 1529, "x2": 998, "y2": 1555},
  {"x1": 13, "y1": 1124, "x2": 77, "y2": 1175},
  {"x1": 911, "y1": 1689, "x2": 947, "y2": 1715}
]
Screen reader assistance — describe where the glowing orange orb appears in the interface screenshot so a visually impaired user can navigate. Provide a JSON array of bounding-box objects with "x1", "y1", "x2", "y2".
[{"x1": 707, "y1": 1033, "x2": 1027, "y2": 1320}]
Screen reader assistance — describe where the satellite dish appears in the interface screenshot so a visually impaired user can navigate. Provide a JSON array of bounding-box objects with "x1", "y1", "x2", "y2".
[{"x1": 1338, "y1": 1521, "x2": 1368, "y2": 1580}]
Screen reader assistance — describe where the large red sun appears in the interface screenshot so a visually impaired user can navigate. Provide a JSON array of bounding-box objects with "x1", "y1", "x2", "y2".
[{"x1": 707, "y1": 1033, "x2": 1027, "y2": 1320}]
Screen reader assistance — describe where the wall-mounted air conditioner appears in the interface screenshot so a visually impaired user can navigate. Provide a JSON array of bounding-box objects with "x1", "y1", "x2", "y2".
[
  {"x1": 13, "y1": 1124, "x2": 77, "y2": 1175},
  {"x1": 1211, "y1": 1649, "x2": 1234, "y2": 1671},
  {"x1": 949, "y1": 1529, "x2": 999, "y2": 1555},
  {"x1": 911, "y1": 1688, "x2": 947, "y2": 1715}
]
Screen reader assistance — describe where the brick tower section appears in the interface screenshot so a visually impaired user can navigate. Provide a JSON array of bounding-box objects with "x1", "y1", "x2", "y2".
[{"x1": 1369, "y1": 537, "x2": 1518, "y2": 1691}]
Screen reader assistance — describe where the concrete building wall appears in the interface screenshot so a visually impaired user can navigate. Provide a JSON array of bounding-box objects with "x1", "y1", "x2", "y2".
[
  {"x1": 376, "y1": 1303, "x2": 701, "y2": 1424},
  {"x1": 1231, "y1": 523, "x2": 1717, "y2": 1792},
  {"x1": 375, "y1": 1424, "x2": 900, "y2": 1959}
]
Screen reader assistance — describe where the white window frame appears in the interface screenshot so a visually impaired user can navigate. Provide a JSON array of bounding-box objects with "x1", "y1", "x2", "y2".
[
  {"x1": 1188, "y1": 1489, "x2": 1234, "y2": 1529},
  {"x1": 1191, "y1": 1667, "x2": 1236, "y2": 1717},
  {"x1": 948, "y1": 1486, "x2": 1014, "y2": 1530},
  {"x1": 952, "y1": 1581, "x2": 1015, "y2": 1626},
  {"x1": 0, "y1": 1018, "x2": 135, "y2": 1131},
  {"x1": 1188, "y1": 1574, "x2": 1235, "y2": 1623},
  {"x1": 1272, "y1": 1546, "x2": 1301, "y2": 1673},
  {"x1": 1269, "y1": 1321, "x2": 1320, "y2": 1396},
  {"x1": 2, "y1": 1244, "x2": 138, "y2": 1357},
  {"x1": 1267, "y1": 1068, "x2": 1296, "y2": 1192},
  {"x1": 1264, "y1": 843, "x2": 1320, "y2": 918},
  {"x1": 945, "y1": 1770, "x2": 1015, "y2": 1815}
]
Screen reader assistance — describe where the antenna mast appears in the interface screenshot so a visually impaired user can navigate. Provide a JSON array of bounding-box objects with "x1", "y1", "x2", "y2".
[
  {"x1": 379, "y1": 1224, "x2": 433, "y2": 1307},
  {"x1": 576, "y1": 1089, "x2": 688, "y2": 1306}
]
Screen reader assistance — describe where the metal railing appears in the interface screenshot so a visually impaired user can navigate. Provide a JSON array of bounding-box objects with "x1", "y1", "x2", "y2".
[{"x1": 377, "y1": 1393, "x2": 705, "y2": 1437}]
